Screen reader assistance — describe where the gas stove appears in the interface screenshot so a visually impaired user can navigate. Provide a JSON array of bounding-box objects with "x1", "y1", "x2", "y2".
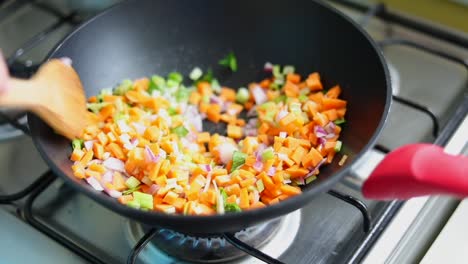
[{"x1": 0, "y1": 1, "x2": 466, "y2": 264}]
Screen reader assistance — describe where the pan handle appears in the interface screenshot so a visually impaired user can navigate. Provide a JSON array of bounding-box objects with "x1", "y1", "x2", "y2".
[{"x1": 362, "y1": 144, "x2": 468, "y2": 200}]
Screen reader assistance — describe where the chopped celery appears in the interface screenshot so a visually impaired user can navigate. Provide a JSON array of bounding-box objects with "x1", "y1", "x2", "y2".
[
  {"x1": 247, "y1": 186, "x2": 256, "y2": 192},
  {"x1": 334, "y1": 118, "x2": 346, "y2": 125},
  {"x1": 259, "y1": 101, "x2": 275, "y2": 110},
  {"x1": 189, "y1": 67, "x2": 203, "y2": 81},
  {"x1": 299, "y1": 94, "x2": 308, "y2": 103},
  {"x1": 272, "y1": 65, "x2": 282, "y2": 78},
  {"x1": 175, "y1": 86, "x2": 190, "y2": 102},
  {"x1": 306, "y1": 175, "x2": 317, "y2": 184},
  {"x1": 235, "y1": 87, "x2": 249, "y2": 104},
  {"x1": 122, "y1": 186, "x2": 141, "y2": 195},
  {"x1": 273, "y1": 95, "x2": 286, "y2": 103},
  {"x1": 225, "y1": 203, "x2": 242, "y2": 213},
  {"x1": 273, "y1": 78, "x2": 284, "y2": 86},
  {"x1": 114, "y1": 113, "x2": 129, "y2": 121},
  {"x1": 202, "y1": 95, "x2": 210, "y2": 104},
  {"x1": 87, "y1": 102, "x2": 109, "y2": 113},
  {"x1": 219, "y1": 51, "x2": 237, "y2": 72},
  {"x1": 168, "y1": 107, "x2": 178, "y2": 116},
  {"x1": 231, "y1": 151, "x2": 247, "y2": 172},
  {"x1": 263, "y1": 110, "x2": 277, "y2": 123},
  {"x1": 71, "y1": 139, "x2": 83, "y2": 150},
  {"x1": 289, "y1": 102, "x2": 302, "y2": 115},
  {"x1": 125, "y1": 176, "x2": 141, "y2": 189},
  {"x1": 269, "y1": 82, "x2": 280, "y2": 91},
  {"x1": 261, "y1": 148, "x2": 274, "y2": 161},
  {"x1": 126, "y1": 200, "x2": 140, "y2": 209},
  {"x1": 211, "y1": 79, "x2": 221, "y2": 94},
  {"x1": 133, "y1": 191, "x2": 154, "y2": 209},
  {"x1": 282, "y1": 65, "x2": 295, "y2": 75},
  {"x1": 113, "y1": 79, "x2": 133, "y2": 95},
  {"x1": 171, "y1": 125, "x2": 189, "y2": 138},
  {"x1": 168, "y1": 72, "x2": 183, "y2": 84},
  {"x1": 148, "y1": 75, "x2": 166, "y2": 94},
  {"x1": 334, "y1": 141, "x2": 342, "y2": 152},
  {"x1": 256, "y1": 179, "x2": 265, "y2": 193},
  {"x1": 166, "y1": 79, "x2": 179, "y2": 88}
]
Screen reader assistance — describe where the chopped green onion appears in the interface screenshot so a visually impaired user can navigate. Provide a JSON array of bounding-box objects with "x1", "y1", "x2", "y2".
[
  {"x1": 225, "y1": 203, "x2": 242, "y2": 213},
  {"x1": 299, "y1": 94, "x2": 308, "y2": 103},
  {"x1": 168, "y1": 72, "x2": 183, "y2": 84},
  {"x1": 126, "y1": 200, "x2": 140, "y2": 209},
  {"x1": 122, "y1": 186, "x2": 141, "y2": 195},
  {"x1": 334, "y1": 141, "x2": 342, "y2": 152},
  {"x1": 236, "y1": 87, "x2": 250, "y2": 104},
  {"x1": 334, "y1": 118, "x2": 346, "y2": 125},
  {"x1": 125, "y1": 176, "x2": 141, "y2": 189},
  {"x1": 72, "y1": 139, "x2": 83, "y2": 150},
  {"x1": 189, "y1": 67, "x2": 203, "y2": 81},
  {"x1": 283, "y1": 65, "x2": 295, "y2": 75},
  {"x1": 272, "y1": 65, "x2": 282, "y2": 78},
  {"x1": 133, "y1": 191, "x2": 154, "y2": 210},
  {"x1": 171, "y1": 125, "x2": 189, "y2": 138},
  {"x1": 231, "y1": 151, "x2": 247, "y2": 172},
  {"x1": 262, "y1": 148, "x2": 274, "y2": 161},
  {"x1": 306, "y1": 175, "x2": 317, "y2": 184},
  {"x1": 220, "y1": 189, "x2": 228, "y2": 204},
  {"x1": 148, "y1": 75, "x2": 166, "y2": 94},
  {"x1": 219, "y1": 51, "x2": 237, "y2": 72},
  {"x1": 256, "y1": 179, "x2": 265, "y2": 193},
  {"x1": 113, "y1": 79, "x2": 133, "y2": 95},
  {"x1": 211, "y1": 79, "x2": 221, "y2": 94}
]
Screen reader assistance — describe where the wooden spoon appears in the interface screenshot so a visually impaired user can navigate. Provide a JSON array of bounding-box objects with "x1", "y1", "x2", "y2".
[{"x1": 0, "y1": 59, "x2": 90, "y2": 140}]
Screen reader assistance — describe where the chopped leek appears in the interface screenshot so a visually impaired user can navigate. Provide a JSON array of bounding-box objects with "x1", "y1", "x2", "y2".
[
  {"x1": 148, "y1": 75, "x2": 165, "y2": 94},
  {"x1": 219, "y1": 51, "x2": 237, "y2": 72},
  {"x1": 231, "y1": 151, "x2": 247, "y2": 172}
]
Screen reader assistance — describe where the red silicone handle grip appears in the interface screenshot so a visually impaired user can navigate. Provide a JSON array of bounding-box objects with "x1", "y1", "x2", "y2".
[{"x1": 363, "y1": 143, "x2": 468, "y2": 200}]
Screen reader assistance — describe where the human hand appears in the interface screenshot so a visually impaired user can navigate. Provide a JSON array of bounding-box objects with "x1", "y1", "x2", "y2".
[{"x1": 0, "y1": 51, "x2": 10, "y2": 94}]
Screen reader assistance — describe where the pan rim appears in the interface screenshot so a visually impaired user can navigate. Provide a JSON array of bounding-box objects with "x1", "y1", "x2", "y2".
[{"x1": 28, "y1": 0, "x2": 392, "y2": 230}]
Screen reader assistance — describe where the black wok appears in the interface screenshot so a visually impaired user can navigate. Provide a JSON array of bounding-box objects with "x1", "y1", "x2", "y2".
[{"x1": 27, "y1": 0, "x2": 391, "y2": 234}]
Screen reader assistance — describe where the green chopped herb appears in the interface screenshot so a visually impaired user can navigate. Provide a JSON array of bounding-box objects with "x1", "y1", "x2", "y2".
[
  {"x1": 231, "y1": 151, "x2": 247, "y2": 172},
  {"x1": 197, "y1": 68, "x2": 214, "y2": 84},
  {"x1": 334, "y1": 118, "x2": 346, "y2": 125},
  {"x1": 148, "y1": 75, "x2": 166, "y2": 94},
  {"x1": 122, "y1": 186, "x2": 141, "y2": 195},
  {"x1": 171, "y1": 125, "x2": 189, "y2": 138},
  {"x1": 71, "y1": 139, "x2": 83, "y2": 150},
  {"x1": 133, "y1": 191, "x2": 154, "y2": 210},
  {"x1": 219, "y1": 51, "x2": 237, "y2": 72},
  {"x1": 225, "y1": 203, "x2": 242, "y2": 213},
  {"x1": 189, "y1": 67, "x2": 203, "y2": 81},
  {"x1": 125, "y1": 176, "x2": 141, "y2": 189},
  {"x1": 236, "y1": 87, "x2": 250, "y2": 104},
  {"x1": 113, "y1": 79, "x2": 133, "y2": 96}
]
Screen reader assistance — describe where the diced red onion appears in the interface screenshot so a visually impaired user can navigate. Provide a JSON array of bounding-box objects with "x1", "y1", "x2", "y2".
[
  {"x1": 145, "y1": 146, "x2": 161, "y2": 163},
  {"x1": 247, "y1": 106, "x2": 258, "y2": 117},
  {"x1": 119, "y1": 134, "x2": 131, "y2": 144},
  {"x1": 105, "y1": 188, "x2": 122, "y2": 198},
  {"x1": 283, "y1": 179, "x2": 292, "y2": 184},
  {"x1": 227, "y1": 108, "x2": 237, "y2": 116},
  {"x1": 264, "y1": 62, "x2": 273, "y2": 73},
  {"x1": 318, "y1": 137, "x2": 327, "y2": 147},
  {"x1": 200, "y1": 164, "x2": 212, "y2": 172},
  {"x1": 253, "y1": 161, "x2": 264, "y2": 172},
  {"x1": 102, "y1": 171, "x2": 113, "y2": 183},
  {"x1": 210, "y1": 95, "x2": 223, "y2": 105},
  {"x1": 324, "y1": 122, "x2": 336, "y2": 134},
  {"x1": 305, "y1": 158, "x2": 327, "y2": 179},
  {"x1": 86, "y1": 177, "x2": 104, "y2": 191},
  {"x1": 84, "y1": 140, "x2": 94, "y2": 151},
  {"x1": 252, "y1": 85, "x2": 267, "y2": 105},
  {"x1": 279, "y1": 131, "x2": 287, "y2": 139},
  {"x1": 325, "y1": 132, "x2": 336, "y2": 139},
  {"x1": 103, "y1": 157, "x2": 125, "y2": 172},
  {"x1": 314, "y1": 126, "x2": 328, "y2": 138},
  {"x1": 267, "y1": 167, "x2": 276, "y2": 176},
  {"x1": 244, "y1": 128, "x2": 257, "y2": 137},
  {"x1": 148, "y1": 184, "x2": 160, "y2": 195},
  {"x1": 275, "y1": 110, "x2": 289, "y2": 123}
]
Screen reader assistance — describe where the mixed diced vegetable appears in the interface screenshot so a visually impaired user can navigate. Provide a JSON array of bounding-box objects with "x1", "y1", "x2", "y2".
[{"x1": 70, "y1": 59, "x2": 347, "y2": 215}]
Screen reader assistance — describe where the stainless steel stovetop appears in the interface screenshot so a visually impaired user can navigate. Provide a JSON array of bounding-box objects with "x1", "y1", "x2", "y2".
[{"x1": 0, "y1": 1, "x2": 466, "y2": 264}]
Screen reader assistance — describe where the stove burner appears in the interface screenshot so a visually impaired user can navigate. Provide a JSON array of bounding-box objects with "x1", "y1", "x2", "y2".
[
  {"x1": 124, "y1": 210, "x2": 301, "y2": 263},
  {"x1": 387, "y1": 62, "x2": 400, "y2": 95}
]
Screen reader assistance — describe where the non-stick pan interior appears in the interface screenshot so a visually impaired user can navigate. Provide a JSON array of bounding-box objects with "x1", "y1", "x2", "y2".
[{"x1": 28, "y1": 0, "x2": 390, "y2": 233}]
